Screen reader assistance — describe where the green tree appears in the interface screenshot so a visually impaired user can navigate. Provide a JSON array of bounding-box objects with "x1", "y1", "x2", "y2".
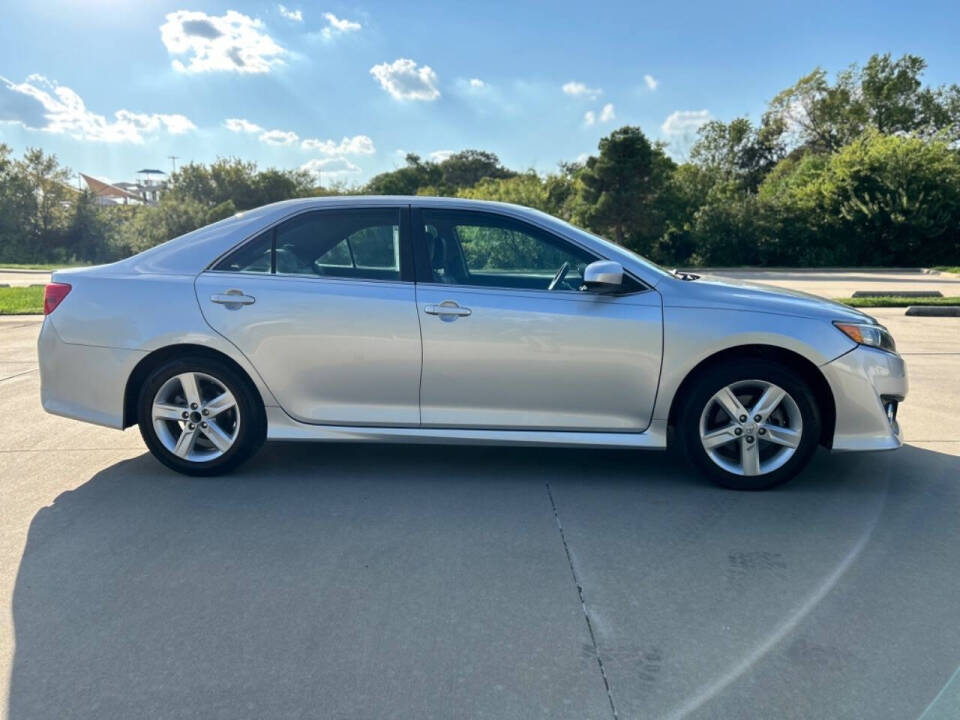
[
  {"x1": 649, "y1": 163, "x2": 717, "y2": 265},
  {"x1": 0, "y1": 144, "x2": 29, "y2": 262},
  {"x1": 167, "y1": 158, "x2": 313, "y2": 210},
  {"x1": 365, "y1": 149, "x2": 514, "y2": 196},
  {"x1": 814, "y1": 131, "x2": 960, "y2": 265},
  {"x1": 687, "y1": 181, "x2": 766, "y2": 266},
  {"x1": 17, "y1": 148, "x2": 73, "y2": 259},
  {"x1": 578, "y1": 126, "x2": 675, "y2": 251},
  {"x1": 366, "y1": 153, "x2": 439, "y2": 195},
  {"x1": 437, "y1": 150, "x2": 514, "y2": 189},
  {"x1": 457, "y1": 170, "x2": 576, "y2": 217},
  {"x1": 765, "y1": 53, "x2": 960, "y2": 153},
  {"x1": 64, "y1": 190, "x2": 114, "y2": 263},
  {"x1": 690, "y1": 117, "x2": 785, "y2": 191}
]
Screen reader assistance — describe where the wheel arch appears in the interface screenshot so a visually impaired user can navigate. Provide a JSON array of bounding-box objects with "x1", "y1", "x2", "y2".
[
  {"x1": 123, "y1": 344, "x2": 265, "y2": 429},
  {"x1": 666, "y1": 344, "x2": 837, "y2": 448}
]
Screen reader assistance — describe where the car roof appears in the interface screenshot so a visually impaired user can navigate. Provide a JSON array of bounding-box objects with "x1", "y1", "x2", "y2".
[{"x1": 244, "y1": 195, "x2": 546, "y2": 213}]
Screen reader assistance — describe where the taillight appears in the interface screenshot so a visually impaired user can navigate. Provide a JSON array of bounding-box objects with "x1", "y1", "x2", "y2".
[{"x1": 43, "y1": 283, "x2": 71, "y2": 315}]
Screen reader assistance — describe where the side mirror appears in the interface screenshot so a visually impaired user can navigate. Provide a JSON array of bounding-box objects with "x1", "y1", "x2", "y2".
[{"x1": 582, "y1": 260, "x2": 623, "y2": 293}]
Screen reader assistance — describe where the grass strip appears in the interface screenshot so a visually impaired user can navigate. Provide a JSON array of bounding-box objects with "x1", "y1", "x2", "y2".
[
  {"x1": 0, "y1": 286, "x2": 44, "y2": 314},
  {"x1": 836, "y1": 295, "x2": 960, "y2": 308}
]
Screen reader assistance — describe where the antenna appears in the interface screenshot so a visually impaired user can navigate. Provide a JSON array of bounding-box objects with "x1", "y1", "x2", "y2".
[{"x1": 168, "y1": 155, "x2": 180, "y2": 173}]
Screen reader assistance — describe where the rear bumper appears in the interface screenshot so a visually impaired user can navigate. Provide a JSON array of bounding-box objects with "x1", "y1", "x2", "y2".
[
  {"x1": 821, "y1": 345, "x2": 907, "y2": 451},
  {"x1": 38, "y1": 319, "x2": 145, "y2": 429}
]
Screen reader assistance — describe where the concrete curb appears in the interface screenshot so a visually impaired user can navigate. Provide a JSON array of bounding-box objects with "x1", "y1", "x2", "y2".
[
  {"x1": 679, "y1": 266, "x2": 942, "y2": 274},
  {"x1": 853, "y1": 290, "x2": 943, "y2": 298},
  {"x1": 905, "y1": 306, "x2": 960, "y2": 317}
]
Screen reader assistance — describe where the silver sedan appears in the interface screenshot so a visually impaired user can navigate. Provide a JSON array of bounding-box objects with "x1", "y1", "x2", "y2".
[{"x1": 38, "y1": 197, "x2": 906, "y2": 490}]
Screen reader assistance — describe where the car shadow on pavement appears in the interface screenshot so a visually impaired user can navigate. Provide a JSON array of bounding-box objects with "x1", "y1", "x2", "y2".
[{"x1": 8, "y1": 443, "x2": 960, "y2": 719}]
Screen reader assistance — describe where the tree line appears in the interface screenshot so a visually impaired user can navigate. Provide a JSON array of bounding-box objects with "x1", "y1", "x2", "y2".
[{"x1": 1, "y1": 53, "x2": 958, "y2": 268}]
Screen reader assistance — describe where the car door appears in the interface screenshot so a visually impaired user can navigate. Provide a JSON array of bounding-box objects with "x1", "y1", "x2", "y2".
[
  {"x1": 413, "y1": 207, "x2": 663, "y2": 431},
  {"x1": 196, "y1": 206, "x2": 422, "y2": 426}
]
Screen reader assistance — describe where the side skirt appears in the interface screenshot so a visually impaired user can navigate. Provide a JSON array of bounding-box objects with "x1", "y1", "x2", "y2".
[{"x1": 265, "y1": 407, "x2": 668, "y2": 449}]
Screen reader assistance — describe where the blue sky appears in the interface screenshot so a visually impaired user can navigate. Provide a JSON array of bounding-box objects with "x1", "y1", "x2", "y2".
[{"x1": 1, "y1": 0, "x2": 957, "y2": 185}]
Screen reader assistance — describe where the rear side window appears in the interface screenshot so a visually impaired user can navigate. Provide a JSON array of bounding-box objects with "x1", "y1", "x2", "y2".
[
  {"x1": 214, "y1": 231, "x2": 272, "y2": 273},
  {"x1": 213, "y1": 209, "x2": 403, "y2": 281}
]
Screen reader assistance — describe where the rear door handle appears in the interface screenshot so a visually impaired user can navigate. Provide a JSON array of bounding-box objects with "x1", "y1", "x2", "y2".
[
  {"x1": 424, "y1": 301, "x2": 472, "y2": 318},
  {"x1": 211, "y1": 290, "x2": 256, "y2": 306}
]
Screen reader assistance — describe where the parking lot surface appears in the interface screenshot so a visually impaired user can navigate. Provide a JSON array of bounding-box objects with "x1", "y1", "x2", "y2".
[
  {"x1": 2, "y1": 301, "x2": 959, "y2": 718},
  {"x1": 0, "y1": 270, "x2": 49, "y2": 288},
  {"x1": 697, "y1": 267, "x2": 960, "y2": 298}
]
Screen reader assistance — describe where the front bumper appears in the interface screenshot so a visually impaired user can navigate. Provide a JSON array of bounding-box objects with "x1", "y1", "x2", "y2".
[
  {"x1": 821, "y1": 345, "x2": 907, "y2": 451},
  {"x1": 38, "y1": 319, "x2": 145, "y2": 429}
]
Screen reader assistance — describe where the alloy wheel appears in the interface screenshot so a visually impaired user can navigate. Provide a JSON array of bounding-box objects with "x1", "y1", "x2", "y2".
[
  {"x1": 698, "y1": 379, "x2": 803, "y2": 477},
  {"x1": 152, "y1": 372, "x2": 241, "y2": 462}
]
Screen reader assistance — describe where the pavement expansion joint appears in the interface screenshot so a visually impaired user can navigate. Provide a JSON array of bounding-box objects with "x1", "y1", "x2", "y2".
[
  {"x1": 0, "y1": 368, "x2": 38, "y2": 383},
  {"x1": 546, "y1": 481, "x2": 619, "y2": 720}
]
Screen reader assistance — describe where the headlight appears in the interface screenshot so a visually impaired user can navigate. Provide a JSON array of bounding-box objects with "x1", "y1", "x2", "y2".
[{"x1": 833, "y1": 321, "x2": 897, "y2": 353}]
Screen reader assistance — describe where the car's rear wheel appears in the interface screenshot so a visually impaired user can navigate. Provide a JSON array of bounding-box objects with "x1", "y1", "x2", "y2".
[
  {"x1": 677, "y1": 359, "x2": 821, "y2": 490},
  {"x1": 137, "y1": 355, "x2": 265, "y2": 476}
]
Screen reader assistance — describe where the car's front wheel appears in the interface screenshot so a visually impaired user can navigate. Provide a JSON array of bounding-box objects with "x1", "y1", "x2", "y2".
[
  {"x1": 137, "y1": 355, "x2": 265, "y2": 476},
  {"x1": 677, "y1": 359, "x2": 821, "y2": 490}
]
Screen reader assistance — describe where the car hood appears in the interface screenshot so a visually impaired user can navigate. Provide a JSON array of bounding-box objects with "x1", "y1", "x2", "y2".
[{"x1": 666, "y1": 273, "x2": 878, "y2": 324}]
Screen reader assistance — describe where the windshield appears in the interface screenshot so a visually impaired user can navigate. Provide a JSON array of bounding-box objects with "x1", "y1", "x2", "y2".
[{"x1": 548, "y1": 215, "x2": 677, "y2": 282}]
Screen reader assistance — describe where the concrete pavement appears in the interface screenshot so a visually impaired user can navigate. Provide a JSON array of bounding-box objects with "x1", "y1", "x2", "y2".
[
  {"x1": 0, "y1": 270, "x2": 50, "y2": 288},
  {"x1": 1, "y1": 306, "x2": 959, "y2": 719},
  {"x1": 696, "y1": 268, "x2": 960, "y2": 298}
]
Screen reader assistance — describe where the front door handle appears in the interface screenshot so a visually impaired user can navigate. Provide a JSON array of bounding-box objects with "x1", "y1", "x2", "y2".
[
  {"x1": 211, "y1": 289, "x2": 256, "y2": 306},
  {"x1": 424, "y1": 300, "x2": 472, "y2": 319}
]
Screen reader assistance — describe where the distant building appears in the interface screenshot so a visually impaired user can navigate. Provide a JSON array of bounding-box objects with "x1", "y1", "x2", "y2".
[
  {"x1": 80, "y1": 168, "x2": 167, "y2": 206},
  {"x1": 135, "y1": 169, "x2": 166, "y2": 204}
]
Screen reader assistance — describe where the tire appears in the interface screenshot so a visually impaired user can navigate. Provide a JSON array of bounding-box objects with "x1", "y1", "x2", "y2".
[
  {"x1": 677, "y1": 359, "x2": 821, "y2": 490},
  {"x1": 137, "y1": 355, "x2": 266, "y2": 476}
]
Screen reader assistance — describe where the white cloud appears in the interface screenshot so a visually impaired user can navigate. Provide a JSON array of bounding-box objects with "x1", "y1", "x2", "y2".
[
  {"x1": 661, "y1": 109, "x2": 713, "y2": 137},
  {"x1": 370, "y1": 58, "x2": 440, "y2": 101},
  {"x1": 225, "y1": 122, "x2": 374, "y2": 155},
  {"x1": 160, "y1": 10, "x2": 285, "y2": 74},
  {"x1": 455, "y1": 77, "x2": 490, "y2": 97},
  {"x1": 563, "y1": 81, "x2": 602, "y2": 99},
  {"x1": 301, "y1": 134, "x2": 375, "y2": 155},
  {"x1": 429, "y1": 150, "x2": 454, "y2": 162},
  {"x1": 321, "y1": 12, "x2": 361, "y2": 39},
  {"x1": 644, "y1": 74, "x2": 658, "y2": 90},
  {"x1": 0, "y1": 74, "x2": 195, "y2": 143},
  {"x1": 259, "y1": 128, "x2": 299, "y2": 145},
  {"x1": 584, "y1": 103, "x2": 615, "y2": 127},
  {"x1": 277, "y1": 4, "x2": 302, "y2": 22},
  {"x1": 224, "y1": 117, "x2": 263, "y2": 133},
  {"x1": 301, "y1": 157, "x2": 361, "y2": 179}
]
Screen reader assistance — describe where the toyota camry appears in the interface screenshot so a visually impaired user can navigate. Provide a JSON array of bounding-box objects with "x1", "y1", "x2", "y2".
[{"x1": 38, "y1": 197, "x2": 907, "y2": 490}]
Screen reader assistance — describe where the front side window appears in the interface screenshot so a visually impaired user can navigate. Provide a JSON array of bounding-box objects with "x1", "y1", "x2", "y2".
[
  {"x1": 214, "y1": 208, "x2": 402, "y2": 281},
  {"x1": 422, "y1": 210, "x2": 595, "y2": 291}
]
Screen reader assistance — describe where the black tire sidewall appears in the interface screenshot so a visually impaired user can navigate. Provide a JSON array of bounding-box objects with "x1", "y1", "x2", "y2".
[
  {"x1": 678, "y1": 359, "x2": 821, "y2": 490},
  {"x1": 137, "y1": 356, "x2": 265, "y2": 476}
]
